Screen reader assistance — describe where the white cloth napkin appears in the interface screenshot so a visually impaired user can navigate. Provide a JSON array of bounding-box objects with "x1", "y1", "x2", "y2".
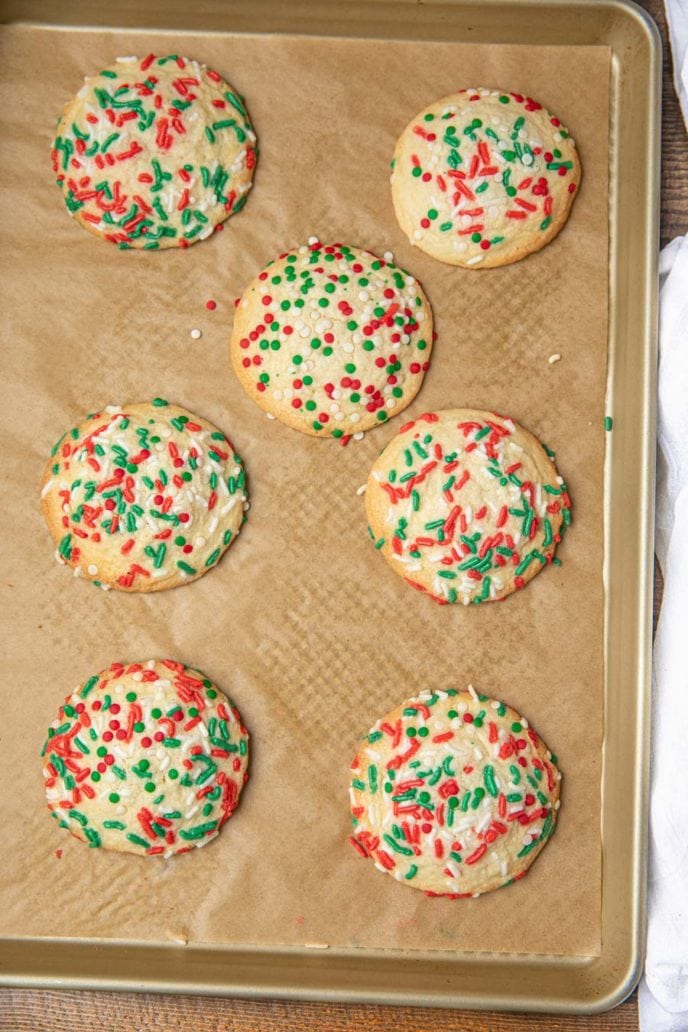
[
  {"x1": 638, "y1": 4, "x2": 688, "y2": 1024},
  {"x1": 638, "y1": 231, "x2": 688, "y2": 1030}
]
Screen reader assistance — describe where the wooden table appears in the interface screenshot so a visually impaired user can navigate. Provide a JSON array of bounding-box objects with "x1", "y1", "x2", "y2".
[{"x1": 3, "y1": 0, "x2": 686, "y2": 1027}]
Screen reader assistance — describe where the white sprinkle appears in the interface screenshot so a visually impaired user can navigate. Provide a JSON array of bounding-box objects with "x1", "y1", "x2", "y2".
[
  {"x1": 548, "y1": 353, "x2": 562, "y2": 364},
  {"x1": 190, "y1": 328, "x2": 202, "y2": 340},
  {"x1": 353, "y1": 431, "x2": 365, "y2": 441},
  {"x1": 87, "y1": 564, "x2": 98, "y2": 576},
  {"x1": 307, "y1": 235, "x2": 319, "y2": 245},
  {"x1": 383, "y1": 251, "x2": 394, "y2": 263},
  {"x1": 356, "y1": 483, "x2": 367, "y2": 496}
]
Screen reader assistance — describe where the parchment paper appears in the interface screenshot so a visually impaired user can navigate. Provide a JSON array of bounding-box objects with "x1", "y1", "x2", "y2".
[{"x1": 0, "y1": 25, "x2": 609, "y2": 957}]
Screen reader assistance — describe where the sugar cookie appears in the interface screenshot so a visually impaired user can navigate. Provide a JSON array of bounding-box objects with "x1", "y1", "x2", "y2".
[
  {"x1": 350, "y1": 686, "x2": 561, "y2": 896},
  {"x1": 230, "y1": 241, "x2": 433, "y2": 437},
  {"x1": 42, "y1": 659, "x2": 249, "y2": 857},
  {"x1": 391, "y1": 88, "x2": 580, "y2": 268},
  {"x1": 41, "y1": 400, "x2": 248, "y2": 591},
  {"x1": 52, "y1": 54, "x2": 257, "y2": 248},
  {"x1": 365, "y1": 409, "x2": 571, "y2": 604}
]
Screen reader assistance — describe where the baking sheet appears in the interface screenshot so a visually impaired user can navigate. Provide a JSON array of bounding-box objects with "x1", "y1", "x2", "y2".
[{"x1": 0, "y1": 25, "x2": 608, "y2": 957}]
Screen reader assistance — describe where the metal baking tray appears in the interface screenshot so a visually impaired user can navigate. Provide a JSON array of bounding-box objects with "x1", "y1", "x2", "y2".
[{"x1": 0, "y1": 0, "x2": 659, "y2": 1013}]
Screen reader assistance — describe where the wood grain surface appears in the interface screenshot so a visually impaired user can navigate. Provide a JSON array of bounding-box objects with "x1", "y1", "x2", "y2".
[{"x1": 2, "y1": 0, "x2": 685, "y2": 1027}]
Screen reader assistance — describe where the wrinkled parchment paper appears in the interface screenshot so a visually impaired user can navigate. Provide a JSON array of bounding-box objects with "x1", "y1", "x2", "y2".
[{"x1": 0, "y1": 25, "x2": 608, "y2": 957}]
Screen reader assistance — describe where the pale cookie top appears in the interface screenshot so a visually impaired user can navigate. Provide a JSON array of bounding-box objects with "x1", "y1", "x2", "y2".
[
  {"x1": 52, "y1": 54, "x2": 257, "y2": 249},
  {"x1": 391, "y1": 88, "x2": 581, "y2": 268},
  {"x1": 229, "y1": 240, "x2": 433, "y2": 439},
  {"x1": 42, "y1": 660, "x2": 249, "y2": 857},
  {"x1": 41, "y1": 400, "x2": 248, "y2": 592},
  {"x1": 365, "y1": 409, "x2": 571, "y2": 605},
  {"x1": 350, "y1": 687, "x2": 561, "y2": 897}
]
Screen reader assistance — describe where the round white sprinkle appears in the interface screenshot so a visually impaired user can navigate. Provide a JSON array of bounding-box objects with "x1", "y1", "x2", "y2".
[{"x1": 190, "y1": 328, "x2": 202, "y2": 340}]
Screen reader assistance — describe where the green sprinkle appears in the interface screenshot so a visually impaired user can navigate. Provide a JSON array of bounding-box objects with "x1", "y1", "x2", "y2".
[
  {"x1": 483, "y1": 765, "x2": 498, "y2": 797},
  {"x1": 517, "y1": 838, "x2": 540, "y2": 858},
  {"x1": 127, "y1": 833, "x2": 150, "y2": 849},
  {"x1": 471, "y1": 787, "x2": 485, "y2": 809},
  {"x1": 179, "y1": 820, "x2": 218, "y2": 841},
  {"x1": 84, "y1": 827, "x2": 102, "y2": 848},
  {"x1": 205, "y1": 548, "x2": 221, "y2": 567},
  {"x1": 383, "y1": 833, "x2": 414, "y2": 857}
]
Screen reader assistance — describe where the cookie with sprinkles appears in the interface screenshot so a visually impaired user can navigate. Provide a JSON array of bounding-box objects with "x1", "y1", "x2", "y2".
[
  {"x1": 391, "y1": 88, "x2": 581, "y2": 268},
  {"x1": 42, "y1": 660, "x2": 249, "y2": 857},
  {"x1": 52, "y1": 54, "x2": 257, "y2": 249},
  {"x1": 229, "y1": 240, "x2": 433, "y2": 438},
  {"x1": 365, "y1": 409, "x2": 571, "y2": 605},
  {"x1": 350, "y1": 686, "x2": 561, "y2": 896},
  {"x1": 41, "y1": 400, "x2": 249, "y2": 592}
]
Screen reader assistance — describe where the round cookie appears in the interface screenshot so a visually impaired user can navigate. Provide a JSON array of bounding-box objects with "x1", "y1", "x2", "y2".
[
  {"x1": 349, "y1": 686, "x2": 561, "y2": 896},
  {"x1": 391, "y1": 88, "x2": 581, "y2": 268},
  {"x1": 42, "y1": 660, "x2": 249, "y2": 857},
  {"x1": 51, "y1": 54, "x2": 257, "y2": 249},
  {"x1": 230, "y1": 240, "x2": 433, "y2": 438},
  {"x1": 365, "y1": 409, "x2": 571, "y2": 605},
  {"x1": 41, "y1": 399, "x2": 248, "y2": 592}
]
